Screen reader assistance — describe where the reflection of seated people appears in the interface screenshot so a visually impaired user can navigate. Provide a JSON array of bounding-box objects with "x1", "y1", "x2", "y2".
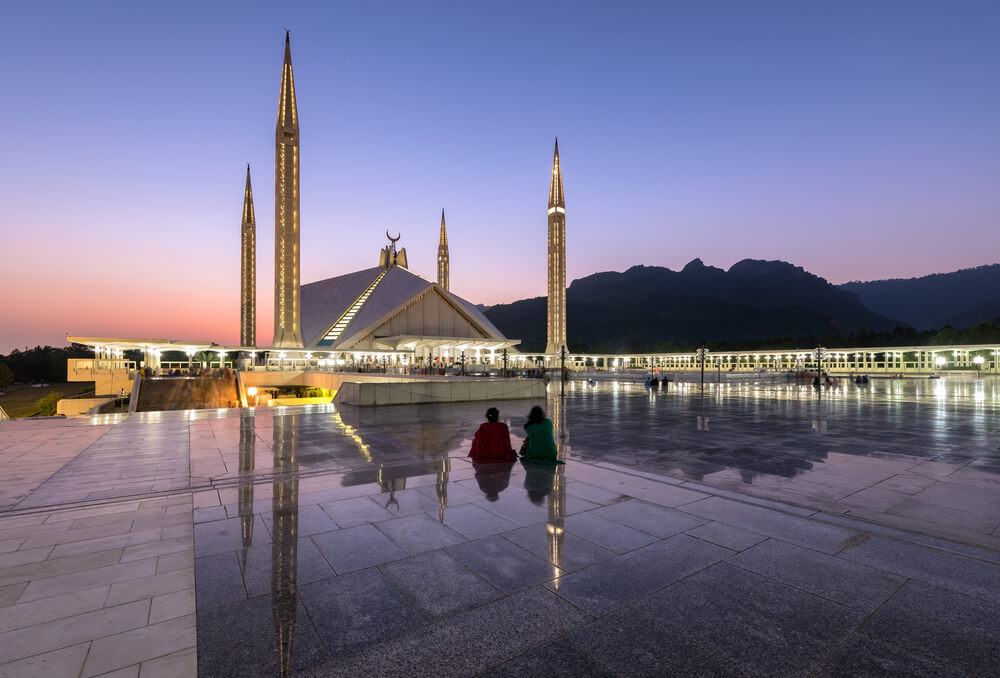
[
  {"x1": 521, "y1": 459, "x2": 558, "y2": 505},
  {"x1": 473, "y1": 461, "x2": 514, "y2": 501},
  {"x1": 468, "y1": 407, "x2": 517, "y2": 462},
  {"x1": 520, "y1": 406, "x2": 564, "y2": 464}
]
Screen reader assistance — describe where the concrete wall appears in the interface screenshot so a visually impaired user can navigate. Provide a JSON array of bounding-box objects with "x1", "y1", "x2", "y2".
[
  {"x1": 334, "y1": 378, "x2": 544, "y2": 407},
  {"x1": 57, "y1": 397, "x2": 114, "y2": 417},
  {"x1": 241, "y1": 371, "x2": 430, "y2": 393}
]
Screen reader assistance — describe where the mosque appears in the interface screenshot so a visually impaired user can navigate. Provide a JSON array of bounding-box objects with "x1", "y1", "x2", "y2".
[{"x1": 70, "y1": 32, "x2": 568, "y2": 375}]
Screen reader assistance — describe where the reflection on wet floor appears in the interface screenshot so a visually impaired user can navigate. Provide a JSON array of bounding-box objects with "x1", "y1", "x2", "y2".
[
  {"x1": 190, "y1": 377, "x2": 1000, "y2": 675},
  {"x1": 196, "y1": 396, "x2": 575, "y2": 676}
]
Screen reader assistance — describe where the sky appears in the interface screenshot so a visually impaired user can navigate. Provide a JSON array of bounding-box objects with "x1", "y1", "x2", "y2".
[{"x1": 1, "y1": 0, "x2": 999, "y2": 352}]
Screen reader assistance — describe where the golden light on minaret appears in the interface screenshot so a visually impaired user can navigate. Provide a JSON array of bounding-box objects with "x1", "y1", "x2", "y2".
[
  {"x1": 437, "y1": 208, "x2": 450, "y2": 291},
  {"x1": 273, "y1": 31, "x2": 303, "y2": 348},
  {"x1": 240, "y1": 165, "x2": 256, "y2": 347},
  {"x1": 545, "y1": 138, "x2": 567, "y2": 357}
]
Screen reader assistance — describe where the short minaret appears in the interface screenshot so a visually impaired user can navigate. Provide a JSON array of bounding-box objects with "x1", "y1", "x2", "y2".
[
  {"x1": 273, "y1": 31, "x2": 303, "y2": 348},
  {"x1": 240, "y1": 165, "x2": 256, "y2": 347},
  {"x1": 437, "y1": 209, "x2": 450, "y2": 291},
  {"x1": 545, "y1": 138, "x2": 567, "y2": 357}
]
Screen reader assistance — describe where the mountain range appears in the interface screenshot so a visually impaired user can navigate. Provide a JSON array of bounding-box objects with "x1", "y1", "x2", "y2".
[
  {"x1": 483, "y1": 260, "x2": 1000, "y2": 352},
  {"x1": 839, "y1": 264, "x2": 1000, "y2": 330}
]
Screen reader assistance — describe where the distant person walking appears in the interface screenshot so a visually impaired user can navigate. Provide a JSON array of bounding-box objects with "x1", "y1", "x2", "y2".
[
  {"x1": 468, "y1": 407, "x2": 517, "y2": 462},
  {"x1": 520, "y1": 406, "x2": 563, "y2": 464}
]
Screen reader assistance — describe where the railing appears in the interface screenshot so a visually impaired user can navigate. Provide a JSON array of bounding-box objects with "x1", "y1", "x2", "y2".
[{"x1": 67, "y1": 359, "x2": 136, "y2": 379}]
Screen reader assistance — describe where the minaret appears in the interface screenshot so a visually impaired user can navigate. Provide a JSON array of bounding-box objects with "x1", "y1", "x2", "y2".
[
  {"x1": 545, "y1": 138, "x2": 567, "y2": 357},
  {"x1": 273, "y1": 31, "x2": 303, "y2": 348},
  {"x1": 240, "y1": 165, "x2": 256, "y2": 347},
  {"x1": 437, "y1": 209, "x2": 450, "y2": 291}
]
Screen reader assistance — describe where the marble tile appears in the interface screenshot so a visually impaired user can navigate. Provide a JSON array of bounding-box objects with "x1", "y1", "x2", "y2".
[
  {"x1": 198, "y1": 594, "x2": 328, "y2": 677},
  {"x1": 0, "y1": 599, "x2": 149, "y2": 664},
  {"x1": 311, "y1": 524, "x2": 407, "y2": 574},
  {"x1": 260, "y1": 504, "x2": 338, "y2": 537},
  {"x1": 379, "y1": 550, "x2": 501, "y2": 621},
  {"x1": 482, "y1": 637, "x2": 616, "y2": 677},
  {"x1": 375, "y1": 513, "x2": 466, "y2": 555},
  {"x1": 137, "y1": 649, "x2": 197, "y2": 678},
  {"x1": 644, "y1": 561, "x2": 864, "y2": 642},
  {"x1": 860, "y1": 580, "x2": 1000, "y2": 675},
  {"x1": 240, "y1": 537, "x2": 334, "y2": 597},
  {"x1": 0, "y1": 581, "x2": 28, "y2": 607},
  {"x1": 0, "y1": 643, "x2": 90, "y2": 678},
  {"x1": 840, "y1": 536, "x2": 1000, "y2": 603},
  {"x1": 563, "y1": 511, "x2": 659, "y2": 553},
  {"x1": 446, "y1": 534, "x2": 564, "y2": 594},
  {"x1": 816, "y1": 632, "x2": 964, "y2": 678},
  {"x1": 17, "y1": 557, "x2": 157, "y2": 604},
  {"x1": 502, "y1": 522, "x2": 615, "y2": 572},
  {"x1": 591, "y1": 498, "x2": 708, "y2": 538},
  {"x1": 149, "y1": 588, "x2": 195, "y2": 624},
  {"x1": 435, "y1": 503, "x2": 517, "y2": 540},
  {"x1": 299, "y1": 568, "x2": 425, "y2": 656},
  {"x1": 729, "y1": 539, "x2": 903, "y2": 612},
  {"x1": 0, "y1": 548, "x2": 123, "y2": 589},
  {"x1": 319, "y1": 496, "x2": 396, "y2": 528},
  {"x1": 680, "y1": 496, "x2": 863, "y2": 554},
  {"x1": 81, "y1": 614, "x2": 196, "y2": 677},
  {"x1": 0, "y1": 587, "x2": 108, "y2": 635},
  {"x1": 685, "y1": 521, "x2": 768, "y2": 551},
  {"x1": 194, "y1": 552, "x2": 246, "y2": 610},
  {"x1": 193, "y1": 515, "x2": 270, "y2": 558},
  {"x1": 547, "y1": 534, "x2": 731, "y2": 616},
  {"x1": 300, "y1": 586, "x2": 592, "y2": 678}
]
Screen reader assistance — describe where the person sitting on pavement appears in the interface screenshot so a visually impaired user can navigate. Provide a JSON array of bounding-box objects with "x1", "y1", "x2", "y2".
[
  {"x1": 468, "y1": 407, "x2": 517, "y2": 462},
  {"x1": 520, "y1": 406, "x2": 564, "y2": 464}
]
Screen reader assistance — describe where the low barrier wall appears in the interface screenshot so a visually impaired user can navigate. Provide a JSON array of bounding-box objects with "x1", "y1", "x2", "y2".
[
  {"x1": 333, "y1": 378, "x2": 544, "y2": 407},
  {"x1": 57, "y1": 397, "x2": 115, "y2": 417}
]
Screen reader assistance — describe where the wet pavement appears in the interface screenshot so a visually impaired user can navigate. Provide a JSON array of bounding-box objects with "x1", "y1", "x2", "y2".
[{"x1": 0, "y1": 375, "x2": 998, "y2": 676}]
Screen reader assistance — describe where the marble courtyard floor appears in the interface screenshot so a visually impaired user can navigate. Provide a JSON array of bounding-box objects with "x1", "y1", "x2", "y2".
[{"x1": 0, "y1": 377, "x2": 998, "y2": 676}]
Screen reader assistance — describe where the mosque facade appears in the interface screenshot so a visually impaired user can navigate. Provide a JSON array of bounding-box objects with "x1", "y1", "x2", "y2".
[{"x1": 240, "y1": 32, "x2": 569, "y2": 364}]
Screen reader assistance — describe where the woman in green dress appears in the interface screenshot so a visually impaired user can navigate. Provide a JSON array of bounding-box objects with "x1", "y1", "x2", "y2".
[{"x1": 520, "y1": 406, "x2": 563, "y2": 464}]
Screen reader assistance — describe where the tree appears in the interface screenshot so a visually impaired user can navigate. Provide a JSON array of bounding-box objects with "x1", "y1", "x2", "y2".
[
  {"x1": 31, "y1": 392, "x2": 64, "y2": 417},
  {"x1": 0, "y1": 362, "x2": 12, "y2": 390}
]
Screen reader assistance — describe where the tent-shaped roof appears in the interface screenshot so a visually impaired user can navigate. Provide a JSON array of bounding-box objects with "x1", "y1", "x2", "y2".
[
  {"x1": 300, "y1": 264, "x2": 515, "y2": 351},
  {"x1": 300, "y1": 266, "x2": 385, "y2": 347}
]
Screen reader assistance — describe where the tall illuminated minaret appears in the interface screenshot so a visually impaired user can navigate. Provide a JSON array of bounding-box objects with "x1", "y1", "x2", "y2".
[
  {"x1": 545, "y1": 138, "x2": 567, "y2": 356},
  {"x1": 273, "y1": 31, "x2": 303, "y2": 348},
  {"x1": 437, "y1": 209, "x2": 449, "y2": 291},
  {"x1": 240, "y1": 165, "x2": 256, "y2": 347}
]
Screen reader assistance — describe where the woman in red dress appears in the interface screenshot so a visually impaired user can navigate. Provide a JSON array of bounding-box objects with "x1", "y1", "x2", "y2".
[{"x1": 468, "y1": 407, "x2": 517, "y2": 462}]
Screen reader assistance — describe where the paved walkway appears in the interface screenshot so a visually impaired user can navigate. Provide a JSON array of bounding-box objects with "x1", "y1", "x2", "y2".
[{"x1": 0, "y1": 381, "x2": 998, "y2": 676}]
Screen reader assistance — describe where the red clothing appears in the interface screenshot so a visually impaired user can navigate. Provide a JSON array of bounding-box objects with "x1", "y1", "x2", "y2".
[{"x1": 468, "y1": 421, "x2": 516, "y2": 462}]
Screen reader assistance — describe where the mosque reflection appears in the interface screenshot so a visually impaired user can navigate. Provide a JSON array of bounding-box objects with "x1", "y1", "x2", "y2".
[{"x1": 231, "y1": 395, "x2": 571, "y2": 675}]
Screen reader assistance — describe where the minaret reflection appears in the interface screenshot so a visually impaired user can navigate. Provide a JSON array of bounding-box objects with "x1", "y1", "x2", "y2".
[
  {"x1": 547, "y1": 394, "x2": 567, "y2": 590},
  {"x1": 271, "y1": 414, "x2": 299, "y2": 678},
  {"x1": 436, "y1": 457, "x2": 450, "y2": 522},
  {"x1": 237, "y1": 415, "x2": 256, "y2": 570}
]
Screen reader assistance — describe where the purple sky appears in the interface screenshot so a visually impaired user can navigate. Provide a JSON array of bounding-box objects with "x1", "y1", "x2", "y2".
[{"x1": 2, "y1": 1, "x2": 998, "y2": 352}]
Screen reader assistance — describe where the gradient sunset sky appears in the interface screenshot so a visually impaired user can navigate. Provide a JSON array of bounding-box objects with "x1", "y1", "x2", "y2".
[{"x1": 2, "y1": 1, "x2": 998, "y2": 352}]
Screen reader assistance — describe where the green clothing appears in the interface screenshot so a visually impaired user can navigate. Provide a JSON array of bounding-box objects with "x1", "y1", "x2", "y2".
[{"x1": 522, "y1": 418, "x2": 563, "y2": 463}]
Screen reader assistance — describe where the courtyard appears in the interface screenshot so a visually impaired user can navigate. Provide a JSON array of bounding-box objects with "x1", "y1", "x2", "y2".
[{"x1": 0, "y1": 376, "x2": 998, "y2": 676}]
